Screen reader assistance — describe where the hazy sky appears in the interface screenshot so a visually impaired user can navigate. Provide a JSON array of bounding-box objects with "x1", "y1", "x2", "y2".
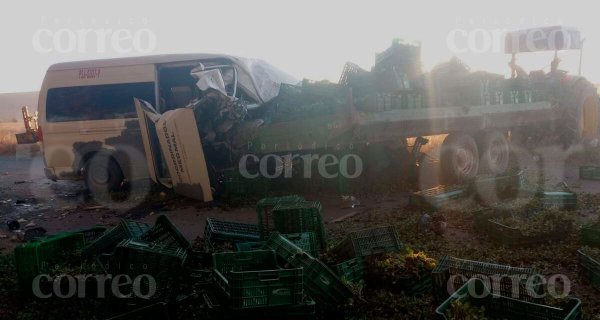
[{"x1": 1, "y1": 0, "x2": 598, "y2": 94}]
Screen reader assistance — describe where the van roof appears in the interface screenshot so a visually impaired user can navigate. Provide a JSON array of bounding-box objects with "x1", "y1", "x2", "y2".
[{"x1": 47, "y1": 54, "x2": 236, "y2": 71}]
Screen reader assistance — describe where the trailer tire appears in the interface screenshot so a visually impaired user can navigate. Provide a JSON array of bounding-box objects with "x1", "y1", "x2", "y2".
[
  {"x1": 477, "y1": 131, "x2": 510, "y2": 175},
  {"x1": 440, "y1": 133, "x2": 479, "y2": 183}
]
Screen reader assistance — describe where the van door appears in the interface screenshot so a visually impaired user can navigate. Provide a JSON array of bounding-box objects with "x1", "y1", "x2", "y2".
[{"x1": 134, "y1": 98, "x2": 213, "y2": 201}]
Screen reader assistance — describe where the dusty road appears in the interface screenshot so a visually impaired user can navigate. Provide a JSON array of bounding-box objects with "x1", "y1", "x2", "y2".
[
  {"x1": 0, "y1": 155, "x2": 408, "y2": 253},
  {"x1": 1, "y1": 144, "x2": 599, "y2": 254}
]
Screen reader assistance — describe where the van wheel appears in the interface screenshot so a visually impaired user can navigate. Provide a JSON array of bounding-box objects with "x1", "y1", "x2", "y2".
[
  {"x1": 440, "y1": 133, "x2": 479, "y2": 183},
  {"x1": 477, "y1": 131, "x2": 510, "y2": 175},
  {"x1": 84, "y1": 154, "x2": 124, "y2": 200}
]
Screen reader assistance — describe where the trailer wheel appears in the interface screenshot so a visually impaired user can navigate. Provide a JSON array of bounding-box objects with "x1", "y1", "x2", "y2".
[
  {"x1": 478, "y1": 131, "x2": 509, "y2": 175},
  {"x1": 440, "y1": 133, "x2": 479, "y2": 183}
]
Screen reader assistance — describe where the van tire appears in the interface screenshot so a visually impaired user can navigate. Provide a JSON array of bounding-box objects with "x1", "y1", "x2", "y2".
[{"x1": 84, "y1": 154, "x2": 124, "y2": 200}]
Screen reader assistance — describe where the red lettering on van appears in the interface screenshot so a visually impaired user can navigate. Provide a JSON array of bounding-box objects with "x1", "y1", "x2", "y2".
[{"x1": 78, "y1": 68, "x2": 101, "y2": 79}]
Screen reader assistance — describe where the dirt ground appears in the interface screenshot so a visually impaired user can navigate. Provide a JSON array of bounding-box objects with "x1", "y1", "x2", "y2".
[
  {"x1": 2, "y1": 143, "x2": 600, "y2": 318},
  {"x1": 1, "y1": 142, "x2": 599, "y2": 254}
]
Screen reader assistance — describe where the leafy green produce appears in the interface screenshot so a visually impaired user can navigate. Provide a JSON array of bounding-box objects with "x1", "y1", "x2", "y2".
[
  {"x1": 365, "y1": 249, "x2": 436, "y2": 285},
  {"x1": 491, "y1": 209, "x2": 574, "y2": 236},
  {"x1": 445, "y1": 300, "x2": 487, "y2": 320}
]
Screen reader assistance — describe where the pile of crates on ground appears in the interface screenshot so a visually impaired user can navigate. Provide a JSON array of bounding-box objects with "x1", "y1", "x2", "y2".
[{"x1": 12, "y1": 191, "x2": 589, "y2": 319}]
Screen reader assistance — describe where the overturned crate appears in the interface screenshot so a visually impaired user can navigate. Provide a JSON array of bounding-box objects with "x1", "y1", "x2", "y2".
[
  {"x1": 435, "y1": 278, "x2": 582, "y2": 320},
  {"x1": 240, "y1": 232, "x2": 318, "y2": 257},
  {"x1": 202, "y1": 289, "x2": 316, "y2": 320},
  {"x1": 472, "y1": 209, "x2": 572, "y2": 247},
  {"x1": 82, "y1": 220, "x2": 150, "y2": 257},
  {"x1": 141, "y1": 215, "x2": 190, "y2": 249},
  {"x1": 111, "y1": 240, "x2": 188, "y2": 304},
  {"x1": 536, "y1": 191, "x2": 577, "y2": 210},
  {"x1": 580, "y1": 166, "x2": 600, "y2": 181},
  {"x1": 468, "y1": 172, "x2": 525, "y2": 201},
  {"x1": 409, "y1": 185, "x2": 466, "y2": 209},
  {"x1": 431, "y1": 255, "x2": 542, "y2": 303},
  {"x1": 577, "y1": 248, "x2": 600, "y2": 291},
  {"x1": 272, "y1": 201, "x2": 327, "y2": 249},
  {"x1": 203, "y1": 218, "x2": 260, "y2": 250},
  {"x1": 256, "y1": 195, "x2": 305, "y2": 239},
  {"x1": 333, "y1": 225, "x2": 402, "y2": 260},
  {"x1": 263, "y1": 233, "x2": 352, "y2": 304},
  {"x1": 580, "y1": 223, "x2": 600, "y2": 247},
  {"x1": 212, "y1": 250, "x2": 303, "y2": 309},
  {"x1": 15, "y1": 232, "x2": 86, "y2": 292},
  {"x1": 335, "y1": 257, "x2": 365, "y2": 283}
]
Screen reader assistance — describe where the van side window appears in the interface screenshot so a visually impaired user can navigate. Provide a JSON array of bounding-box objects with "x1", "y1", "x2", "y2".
[{"x1": 46, "y1": 82, "x2": 155, "y2": 122}]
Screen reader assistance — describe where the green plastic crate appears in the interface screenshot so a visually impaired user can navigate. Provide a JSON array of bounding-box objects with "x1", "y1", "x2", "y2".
[
  {"x1": 580, "y1": 166, "x2": 600, "y2": 181},
  {"x1": 70, "y1": 226, "x2": 108, "y2": 246},
  {"x1": 536, "y1": 191, "x2": 577, "y2": 210},
  {"x1": 236, "y1": 241, "x2": 266, "y2": 252},
  {"x1": 237, "y1": 233, "x2": 317, "y2": 256},
  {"x1": 105, "y1": 302, "x2": 170, "y2": 320},
  {"x1": 409, "y1": 185, "x2": 466, "y2": 208},
  {"x1": 82, "y1": 220, "x2": 150, "y2": 256},
  {"x1": 223, "y1": 170, "x2": 270, "y2": 197},
  {"x1": 203, "y1": 289, "x2": 316, "y2": 320},
  {"x1": 111, "y1": 240, "x2": 187, "y2": 302},
  {"x1": 257, "y1": 195, "x2": 304, "y2": 239},
  {"x1": 577, "y1": 248, "x2": 600, "y2": 291},
  {"x1": 141, "y1": 215, "x2": 190, "y2": 249},
  {"x1": 272, "y1": 201, "x2": 327, "y2": 249},
  {"x1": 335, "y1": 257, "x2": 365, "y2": 283},
  {"x1": 468, "y1": 172, "x2": 524, "y2": 200},
  {"x1": 435, "y1": 278, "x2": 582, "y2": 320},
  {"x1": 486, "y1": 216, "x2": 571, "y2": 246},
  {"x1": 203, "y1": 218, "x2": 260, "y2": 250},
  {"x1": 431, "y1": 256, "x2": 542, "y2": 303},
  {"x1": 289, "y1": 252, "x2": 353, "y2": 305},
  {"x1": 212, "y1": 250, "x2": 303, "y2": 309},
  {"x1": 263, "y1": 232, "x2": 313, "y2": 262},
  {"x1": 334, "y1": 225, "x2": 402, "y2": 260},
  {"x1": 15, "y1": 232, "x2": 86, "y2": 292},
  {"x1": 283, "y1": 232, "x2": 318, "y2": 257},
  {"x1": 580, "y1": 224, "x2": 600, "y2": 247}
]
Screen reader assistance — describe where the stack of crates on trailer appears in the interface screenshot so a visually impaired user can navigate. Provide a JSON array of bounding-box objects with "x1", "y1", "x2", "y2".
[{"x1": 272, "y1": 201, "x2": 327, "y2": 249}]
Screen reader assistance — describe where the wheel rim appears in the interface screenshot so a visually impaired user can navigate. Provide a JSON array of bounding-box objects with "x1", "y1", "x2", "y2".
[
  {"x1": 90, "y1": 165, "x2": 110, "y2": 184},
  {"x1": 456, "y1": 147, "x2": 475, "y2": 175},
  {"x1": 488, "y1": 139, "x2": 508, "y2": 168}
]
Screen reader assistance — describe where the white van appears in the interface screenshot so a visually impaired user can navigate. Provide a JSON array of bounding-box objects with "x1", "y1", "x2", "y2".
[{"x1": 38, "y1": 54, "x2": 296, "y2": 200}]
